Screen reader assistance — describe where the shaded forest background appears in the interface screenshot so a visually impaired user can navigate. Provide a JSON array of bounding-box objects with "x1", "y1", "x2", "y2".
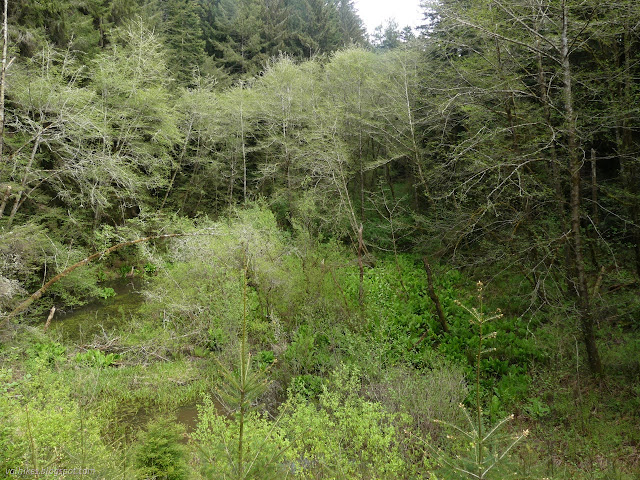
[{"x1": 1, "y1": 0, "x2": 639, "y2": 479}]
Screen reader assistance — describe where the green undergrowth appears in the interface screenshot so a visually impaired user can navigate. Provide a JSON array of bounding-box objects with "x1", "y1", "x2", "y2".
[{"x1": 1, "y1": 206, "x2": 638, "y2": 479}]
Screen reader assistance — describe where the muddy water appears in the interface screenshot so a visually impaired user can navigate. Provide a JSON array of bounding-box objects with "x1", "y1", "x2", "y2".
[
  {"x1": 113, "y1": 402, "x2": 226, "y2": 444},
  {"x1": 49, "y1": 278, "x2": 225, "y2": 441},
  {"x1": 175, "y1": 403, "x2": 200, "y2": 434},
  {"x1": 49, "y1": 278, "x2": 145, "y2": 343}
]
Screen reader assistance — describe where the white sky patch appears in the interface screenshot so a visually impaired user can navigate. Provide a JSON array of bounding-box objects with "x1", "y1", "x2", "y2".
[{"x1": 353, "y1": 0, "x2": 424, "y2": 34}]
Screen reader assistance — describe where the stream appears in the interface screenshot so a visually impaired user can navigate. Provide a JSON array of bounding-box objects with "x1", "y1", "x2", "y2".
[
  {"x1": 49, "y1": 278, "x2": 145, "y2": 343},
  {"x1": 48, "y1": 278, "x2": 204, "y2": 438}
]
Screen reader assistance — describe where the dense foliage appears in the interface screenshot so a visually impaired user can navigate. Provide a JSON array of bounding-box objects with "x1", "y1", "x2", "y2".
[{"x1": 1, "y1": 0, "x2": 639, "y2": 479}]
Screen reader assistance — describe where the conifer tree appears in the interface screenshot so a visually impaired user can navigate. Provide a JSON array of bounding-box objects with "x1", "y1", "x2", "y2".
[
  {"x1": 263, "y1": 0, "x2": 295, "y2": 57},
  {"x1": 289, "y1": 0, "x2": 342, "y2": 57},
  {"x1": 334, "y1": 0, "x2": 365, "y2": 46},
  {"x1": 161, "y1": 0, "x2": 207, "y2": 86},
  {"x1": 210, "y1": 0, "x2": 268, "y2": 76}
]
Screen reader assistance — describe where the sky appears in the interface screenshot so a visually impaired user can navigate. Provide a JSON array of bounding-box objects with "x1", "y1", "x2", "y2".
[{"x1": 353, "y1": 0, "x2": 424, "y2": 34}]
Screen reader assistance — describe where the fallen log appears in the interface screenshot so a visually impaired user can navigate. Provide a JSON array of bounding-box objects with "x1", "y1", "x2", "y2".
[{"x1": 2, "y1": 233, "x2": 190, "y2": 327}]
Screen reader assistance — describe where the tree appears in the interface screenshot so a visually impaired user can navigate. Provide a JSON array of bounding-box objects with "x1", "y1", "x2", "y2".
[
  {"x1": 288, "y1": 0, "x2": 342, "y2": 57},
  {"x1": 601, "y1": 1, "x2": 640, "y2": 277},
  {"x1": 162, "y1": 79, "x2": 228, "y2": 214},
  {"x1": 80, "y1": 19, "x2": 181, "y2": 225},
  {"x1": 334, "y1": 0, "x2": 365, "y2": 45},
  {"x1": 9, "y1": 0, "x2": 112, "y2": 55},
  {"x1": 0, "y1": 0, "x2": 11, "y2": 217},
  {"x1": 417, "y1": 0, "x2": 628, "y2": 375},
  {"x1": 372, "y1": 20, "x2": 403, "y2": 50},
  {"x1": 160, "y1": 0, "x2": 207, "y2": 86},
  {"x1": 209, "y1": 0, "x2": 268, "y2": 77},
  {"x1": 263, "y1": 0, "x2": 296, "y2": 57},
  {"x1": 206, "y1": 81, "x2": 257, "y2": 208},
  {"x1": 252, "y1": 56, "x2": 317, "y2": 219},
  {"x1": 324, "y1": 47, "x2": 378, "y2": 224},
  {"x1": 373, "y1": 47, "x2": 432, "y2": 212},
  {"x1": 2, "y1": 45, "x2": 95, "y2": 227}
]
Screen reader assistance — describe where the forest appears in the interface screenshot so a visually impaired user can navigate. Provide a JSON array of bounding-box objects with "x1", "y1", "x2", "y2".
[{"x1": 0, "y1": 0, "x2": 639, "y2": 478}]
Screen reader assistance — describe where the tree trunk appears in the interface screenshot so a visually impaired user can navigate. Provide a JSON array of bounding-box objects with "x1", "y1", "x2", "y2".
[
  {"x1": 3, "y1": 233, "x2": 187, "y2": 325},
  {"x1": 384, "y1": 163, "x2": 396, "y2": 202},
  {"x1": 358, "y1": 83, "x2": 365, "y2": 222},
  {"x1": 561, "y1": 1, "x2": 602, "y2": 376},
  {"x1": 620, "y1": 6, "x2": 640, "y2": 278},
  {"x1": 422, "y1": 257, "x2": 449, "y2": 333},
  {"x1": 536, "y1": 31, "x2": 572, "y2": 292},
  {"x1": 590, "y1": 148, "x2": 598, "y2": 227},
  {"x1": 402, "y1": 60, "x2": 429, "y2": 208},
  {"x1": 0, "y1": 0, "x2": 11, "y2": 211},
  {"x1": 241, "y1": 92, "x2": 247, "y2": 204},
  {"x1": 357, "y1": 224, "x2": 364, "y2": 307},
  {"x1": 0, "y1": 0, "x2": 8, "y2": 164},
  {"x1": 161, "y1": 119, "x2": 193, "y2": 210},
  {"x1": 496, "y1": 39, "x2": 518, "y2": 151},
  {"x1": 0, "y1": 184, "x2": 10, "y2": 216}
]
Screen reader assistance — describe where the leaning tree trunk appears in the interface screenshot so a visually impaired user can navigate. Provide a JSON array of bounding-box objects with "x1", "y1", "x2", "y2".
[
  {"x1": 2, "y1": 233, "x2": 188, "y2": 326},
  {"x1": 561, "y1": 1, "x2": 602, "y2": 376}
]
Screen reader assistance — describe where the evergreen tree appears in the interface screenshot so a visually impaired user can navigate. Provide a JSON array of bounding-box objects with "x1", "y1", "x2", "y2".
[
  {"x1": 208, "y1": 0, "x2": 268, "y2": 77},
  {"x1": 413, "y1": 0, "x2": 640, "y2": 375},
  {"x1": 198, "y1": 0, "x2": 219, "y2": 57},
  {"x1": 334, "y1": 0, "x2": 365, "y2": 45},
  {"x1": 195, "y1": 0, "x2": 365, "y2": 79},
  {"x1": 161, "y1": 0, "x2": 207, "y2": 85},
  {"x1": 263, "y1": 0, "x2": 295, "y2": 57},
  {"x1": 9, "y1": 0, "x2": 137, "y2": 55},
  {"x1": 289, "y1": 0, "x2": 342, "y2": 57},
  {"x1": 372, "y1": 20, "x2": 403, "y2": 50}
]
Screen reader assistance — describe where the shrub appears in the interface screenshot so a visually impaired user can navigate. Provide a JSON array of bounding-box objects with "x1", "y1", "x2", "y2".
[
  {"x1": 192, "y1": 396, "x2": 290, "y2": 480},
  {"x1": 135, "y1": 418, "x2": 189, "y2": 480},
  {"x1": 280, "y1": 364, "x2": 421, "y2": 479},
  {"x1": 366, "y1": 360, "x2": 468, "y2": 440},
  {"x1": 3, "y1": 369, "x2": 116, "y2": 477}
]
